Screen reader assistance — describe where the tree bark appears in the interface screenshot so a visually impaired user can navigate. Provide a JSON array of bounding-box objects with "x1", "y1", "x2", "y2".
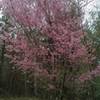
[{"x1": 0, "y1": 40, "x2": 5, "y2": 86}]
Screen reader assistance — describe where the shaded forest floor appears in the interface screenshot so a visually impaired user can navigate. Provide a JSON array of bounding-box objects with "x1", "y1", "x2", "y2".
[{"x1": 0, "y1": 97, "x2": 39, "y2": 100}]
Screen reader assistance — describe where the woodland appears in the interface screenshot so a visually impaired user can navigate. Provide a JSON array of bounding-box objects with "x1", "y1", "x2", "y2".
[{"x1": 0, "y1": 0, "x2": 100, "y2": 100}]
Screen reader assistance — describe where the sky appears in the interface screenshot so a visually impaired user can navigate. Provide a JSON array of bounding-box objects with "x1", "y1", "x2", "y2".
[{"x1": 84, "y1": 0, "x2": 96, "y2": 20}]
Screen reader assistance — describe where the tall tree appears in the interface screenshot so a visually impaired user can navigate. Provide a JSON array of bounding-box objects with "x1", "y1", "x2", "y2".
[{"x1": 0, "y1": 0, "x2": 98, "y2": 99}]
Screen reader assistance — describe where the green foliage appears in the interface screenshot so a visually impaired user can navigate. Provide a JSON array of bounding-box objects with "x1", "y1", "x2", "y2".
[
  {"x1": 86, "y1": 10, "x2": 100, "y2": 63},
  {"x1": 85, "y1": 9, "x2": 100, "y2": 100}
]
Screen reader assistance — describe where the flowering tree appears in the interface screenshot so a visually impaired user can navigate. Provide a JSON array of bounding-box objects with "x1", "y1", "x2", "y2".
[
  {"x1": 1, "y1": 0, "x2": 93, "y2": 67},
  {"x1": 0, "y1": 0, "x2": 98, "y2": 99}
]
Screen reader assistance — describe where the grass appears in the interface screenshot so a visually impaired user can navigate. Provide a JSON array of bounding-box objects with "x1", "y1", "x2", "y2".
[{"x1": 0, "y1": 97, "x2": 39, "y2": 100}]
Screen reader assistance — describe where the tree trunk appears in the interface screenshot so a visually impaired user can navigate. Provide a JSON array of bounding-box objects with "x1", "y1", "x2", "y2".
[
  {"x1": 60, "y1": 71, "x2": 66, "y2": 100},
  {"x1": 0, "y1": 40, "x2": 5, "y2": 86}
]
